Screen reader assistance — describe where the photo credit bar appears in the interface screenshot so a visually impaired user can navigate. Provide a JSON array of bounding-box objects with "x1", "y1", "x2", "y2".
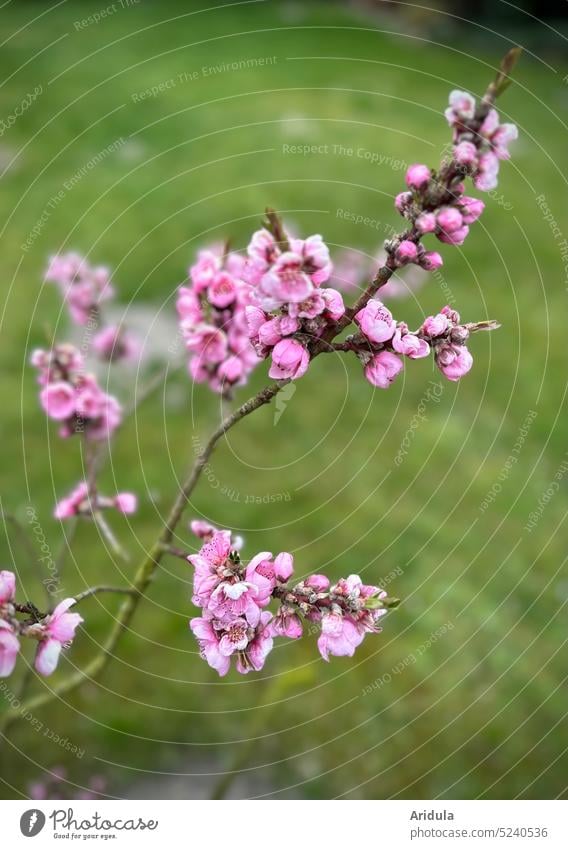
[{"x1": 2, "y1": 800, "x2": 567, "y2": 847}]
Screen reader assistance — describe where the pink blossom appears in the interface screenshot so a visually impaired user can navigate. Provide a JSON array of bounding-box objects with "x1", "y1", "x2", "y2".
[
  {"x1": 184, "y1": 324, "x2": 228, "y2": 365},
  {"x1": 244, "y1": 552, "x2": 277, "y2": 602},
  {"x1": 235, "y1": 612, "x2": 273, "y2": 674},
  {"x1": 453, "y1": 140, "x2": 478, "y2": 166},
  {"x1": 218, "y1": 617, "x2": 250, "y2": 655},
  {"x1": 405, "y1": 163, "x2": 431, "y2": 190},
  {"x1": 247, "y1": 228, "x2": 279, "y2": 275},
  {"x1": 258, "y1": 317, "x2": 284, "y2": 347},
  {"x1": 321, "y1": 288, "x2": 346, "y2": 321},
  {"x1": 305, "y1": 574, "x2": 330, "y2": 592},
  {"x1": 290, "y1": 234, "x2": 333, "y2": 284},
  {"x1": 474, "y1": 151, "x2": 500, "y2": 191},
  {"x1": 458, "y1": 196, "x2": 485, "y2": 224},
  {"x1": 491, "y1": 122, "x2": 518, "y2": 159},
  {"x1": 261, "y1": 252, "x2": 314, "y2": 305},
  {"x1": 245, "y1": 305, "x2": 268, "y2": 342},
  {"x1": 287, "y1": 290, "x2": 326, "y2": 320},
  {"x1": 114, "y1": 493, "x2": 137, "y2": 514},
  {"x1": 190, "y1": 617, "x2": 231, "y2": 676},
  {"x1": 176, "y1": 286, "x2": 202, "y2": 322},
  {"x1": 190, "y1": 520, "x2": 218, "y2": 540},
  {"x1": 40, "y1": 382, "x2": 76, "y2": 420},
  {"x1": 437, "y1": 225, "x2": 470, "y2": 246},
  {"x1": 45, "y1": 253, "x2": 114, "y2": 325},
  {"x1": 269, "y1": 339, "x2": 310, "y2": 380},
  {"x1": 436, "y1": 343, "x2": 473, "y2": 380},
  {"x1": 197, "y1": 530, "x2": 232, "y2": 567},
  {"x1": 415, "y1": 212, "x2": 437, "y2": 234},
  {"x1": 274, "y1": 552, "x2": 294, "y2": 581},
  {"x1": 82, "y1": 394, "x2": 122, "y2": 441},
  {"x1": 394, "y1": 240, "x2": 418, "y2": 266},
  {"x1": 354, "y1": 299, "x2": 396, "y2": 344},
  {"x1": 208, "y1": 271, "x2": 238, "y2": 308},
  {"x1": 34, "y1": 598, "x2": 83, "y2": 677},
  {"x1": 445, "y1": 90, "x2": 476, "y2": 123},
  {"x1": 422, "y1": 313, "x2": 449, "y2": 337},
  {"x1": 190, "y1": 249, "x2": 222, "y2": 292},
  {"x1": 209, "y1": 581, "x2": 261, "y2": 626},
  {"x1": 0, "y1": 570, "x2": 16, "y2": 605},
  {"x1": 279, "y1": 314, "x2": 300, "y2": 336},
  {"x1": 392, "y1": 327, "x2": 430, "y2": 359},
  {"x1": 395, "y1": 191, "x2": 413, "y2": 214},
  {"x1": 54, "y1": 482, "x2": 89, "y2": 519},
  {"x1": 419, "y1": 251, "x2": 443, "y2": 271},
  {"x1": 0, "y1": 621, "x2": 20, "y2": 678},
  {"x1": 364, "y1": 351, "x2": 403, "y2": 389},
  {"x1": 317, "y1": 612, "x2": 364, "y2": 661},
  {"x1": 218, "y1": 355, "x2": 245, "y2": 385},
  {"x1": 436, "y1": 206, "x2": 463, "y2": 234},
  {"x1": 269, "y1": 606, "x2": 302, "y2": 639}
]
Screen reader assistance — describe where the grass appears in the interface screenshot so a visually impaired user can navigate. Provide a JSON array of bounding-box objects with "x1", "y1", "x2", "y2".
[{"x1": 1, "y1": 0, "x2": 567, "y2": 799}]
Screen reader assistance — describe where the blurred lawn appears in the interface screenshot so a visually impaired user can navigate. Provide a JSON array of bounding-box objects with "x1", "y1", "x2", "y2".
[{"x1": 1, "y1": 0, "x2": 568, "y2": 799}]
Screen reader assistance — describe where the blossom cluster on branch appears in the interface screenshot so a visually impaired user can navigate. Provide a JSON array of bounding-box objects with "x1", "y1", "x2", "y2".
[
  {"x1": 4, "y1": 53, "x2": 518, "y2": 701},
  {"x1": 175, "y1": 90, "x2": 516, "y2": 393},
  {"x1": 176, "y1": 248, "x2": 260, "y2": 395},
  {"x1": 0, "y1": 571, "x2": 82, "y2": 678},
  {"x1": 45, "y1": 252, "x2": 138, "y2": 363},
  {"x1": 186, "y1": 525, "x2": 395, "y2": 675},
  {"x1": 32, "y1": 344, "x2": 122, "y2": 441}
]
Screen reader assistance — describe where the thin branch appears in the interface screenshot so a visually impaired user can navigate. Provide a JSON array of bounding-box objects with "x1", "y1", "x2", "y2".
[
  {"x1": 93, "y1": 511, "x2": 130, "y2": 562},
  {"x1": 73, "y1": 585, "x2": 139, "y2": 604}
]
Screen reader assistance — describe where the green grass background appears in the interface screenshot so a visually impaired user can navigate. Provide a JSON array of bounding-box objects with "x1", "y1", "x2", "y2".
[{"x1": 1, "y1": 0, "x2": 567, "y2": 799}]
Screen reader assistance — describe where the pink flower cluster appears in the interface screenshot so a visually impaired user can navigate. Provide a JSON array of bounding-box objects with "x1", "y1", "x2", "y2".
[
  {"x1": 0, "y1": 570, "x2": 82, "y2": 678},
  {"x1": 46, "y1": 253, "x2": 138, "y2": 365},
  {"x1": 445, "y1": 90, "x2": 518, "y2": 191},
  {"x1": 421, "y1": 305, "x2": 474, "y2": 381},
  {"x1": 177, "y1": 247, "x2": 260, "y2": 395},
  {"x1": 350, "y1": 300, "x2": 475, "y2": 387},
  {"x1": 31, "y1": 344, "x2": 122, "y2": 441},
  {"x1": 397, "y1": 168, "x2": 484, "y2": 251},
  {"x1": 46, "y1": 253, "x2": 113, "y2": 326},
  {"x1": 54, "y1": 481, "x2": 137, "y2": 520},
  {"x1": 245, "y1": 229, "x2": 345, "y2": 380},
  {"x1": 187, "y1": 526, "x2": 390, "y2": 676}
]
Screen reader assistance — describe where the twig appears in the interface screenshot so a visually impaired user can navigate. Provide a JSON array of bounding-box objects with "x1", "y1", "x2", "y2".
[
  {"x1": 73, "y1": 585, "x2": 139, "y2": 604},
  {"x1": 93, "y1": 511, "x2": 130, "y2": 562}
]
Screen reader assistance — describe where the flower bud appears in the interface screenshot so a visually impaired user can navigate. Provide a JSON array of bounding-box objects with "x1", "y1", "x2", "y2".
[
  {"x1": 415, "y1": 212, "x2": 437, "y2": 234},
  {"x1": 394, "y1": 240, "x2": 418, "y2": 266},
  {"x1": 405, "y1": 164, "x2": 431, "y2": 190}
]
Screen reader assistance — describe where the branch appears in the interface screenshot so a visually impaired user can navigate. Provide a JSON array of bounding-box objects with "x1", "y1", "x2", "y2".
[{"x1": 73, "y1": 585, "x2": 139, "y2": 604}]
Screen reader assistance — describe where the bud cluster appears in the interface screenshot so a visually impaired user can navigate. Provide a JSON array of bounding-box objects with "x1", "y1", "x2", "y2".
[
  {"x1": 187, "y1": 525, "x2": 392, "y2": 675},
  {"x1": 0, "y1": 570, "x2": 82, "y2": 678}
]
